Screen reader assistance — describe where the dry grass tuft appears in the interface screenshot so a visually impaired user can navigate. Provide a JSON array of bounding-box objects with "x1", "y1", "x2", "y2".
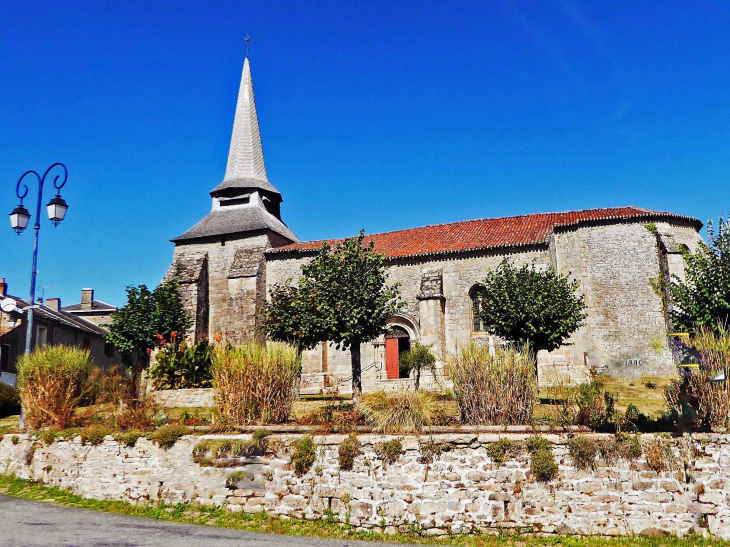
[
  {"x1": 449, "y1": 343, "x2": 536, "y2": 425},
  {"x1": 212, "y1": 342, "x2": 300, "y2": 425},
  {"x1": 16, "y1": 345, "x2": 91, "y2": 429},
  {"x1": 361, "y1": 390, "x2": 436, "y2": 433}
]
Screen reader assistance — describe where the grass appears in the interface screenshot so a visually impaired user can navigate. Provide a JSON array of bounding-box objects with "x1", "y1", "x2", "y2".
[
  {"x1": 597, "y1": 376, "x2": 673, "y2": 417},
  {"x1": 0, "y1": 474, "x2": 727, "y2": 546}
]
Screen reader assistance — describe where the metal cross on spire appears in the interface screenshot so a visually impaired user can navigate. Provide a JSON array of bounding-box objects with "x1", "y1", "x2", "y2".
[{"x1": 245, "y1": 35, "x2": 251, "y2": 57}]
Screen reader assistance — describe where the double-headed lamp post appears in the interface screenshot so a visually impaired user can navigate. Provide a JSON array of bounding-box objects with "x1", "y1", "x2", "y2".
[{"x1": 9, "y1": 163, "x2": 69, "y2": 358}]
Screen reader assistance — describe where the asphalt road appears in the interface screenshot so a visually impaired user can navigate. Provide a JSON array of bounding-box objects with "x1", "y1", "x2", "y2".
[{"x1": 0, "y1": 495, "x2": 408, "y2": 547}]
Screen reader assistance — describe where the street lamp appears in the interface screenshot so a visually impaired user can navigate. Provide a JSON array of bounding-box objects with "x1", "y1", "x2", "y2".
[{"x1": 9, "y1": 162, "x2": 69, "y2": 358}]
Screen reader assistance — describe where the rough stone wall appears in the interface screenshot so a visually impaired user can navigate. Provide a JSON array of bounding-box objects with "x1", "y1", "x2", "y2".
[
  {"x1": 151, "y1": 388, "x2": 215, "y2": 408},
  {"x1": 552, "y1": 220, "x2": 702, "y2": 378},
  {"x1": 2, "y1": 432, "x2": 729, "y2": 539},
  {"x1": 167, "y1": 232, "x2": 275, "y2": 345}
]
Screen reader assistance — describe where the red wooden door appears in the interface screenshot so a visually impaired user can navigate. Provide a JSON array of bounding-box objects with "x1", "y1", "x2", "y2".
[{"x1": 385, "y1": 338, "x2": 399, "y2": 379}]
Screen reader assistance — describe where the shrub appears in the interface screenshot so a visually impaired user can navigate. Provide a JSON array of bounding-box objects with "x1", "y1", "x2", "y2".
[
  {"x1": 117, "y1": 430, "x2": 143, "y2": 448},
  {"x1": 149, "y1": 338, "x2": 214, "y2": 390},
  {"x1": 338, "y1": 434, "x2": 361, "y2": 471},
  {"x1": 573, "y1": 379, "x2": 617, "y2": 429},
  {"x1": 212, "y1": 342, "x2": 300, "y2": 425},
  {"x1": 0, "y1": 382, "x2": 21, "y2": 418},
  {"x1": 375, "y1": 439, "x2": 402, "y2": 466},
  {"x1": 568, "y1": 436, "x2": 598, "y2": 470},
  {"x1": 225, "y1": 471, "x2": 248, "y2": 490},
  {"x1": 398, "y1": 343, "x2": 437, "y2": 390},
  {"x1": 80, "y1": 425, "x2": 112, "y2": 446},
  {"x1": 114, "y1": 397, "x2": 160, "y2": 431},
  {"x1": 644, "y1": 437, "x2": 675, "y2": 472},
  {"x1": 418, "y1": 437, "x2": 443, "y2": 465},
  {"x1": 361, "y1": 390, "x2": 435, "y2": 433},
  {"x1": 526, "y1": 435, "x2": 551, "y2": 455},
  {"x1": 530, "y1": 449, "x2": 558, "y2": 482},
  {"x1": 84, "y1": 365, "x2": 130, "y2": 406},
  {"x1": 486, "y1": 438, "x2": 519, "y2": 467},
  {"x1": 449, "y1": 343, "x2": 536, "y2": 425},
  {"x1": 292, "y1": 435, "x2": 316, "y2": 477},
  {"x1": 16, "y1": 345, "x2": 91, "y2": 429},
  {"x1": 11, "y1": 435, "x2": 20, "y2": 445},
  {"x1": 152, "y1": 424, "x2": 189, "y2": 449}
]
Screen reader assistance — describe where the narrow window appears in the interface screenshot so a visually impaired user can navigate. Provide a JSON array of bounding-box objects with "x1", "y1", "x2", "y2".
[{"x1": 469, "y1": 286, "x2": 483, "y2": 332}]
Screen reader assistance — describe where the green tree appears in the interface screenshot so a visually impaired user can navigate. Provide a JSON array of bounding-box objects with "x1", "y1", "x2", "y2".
[
  {"x1": 106, "y1": 281, "x2": 190, "y2": 371},
  {"x1": 265, "y1": 232, "x2": 403, "y2": 402},
  {"x1": 398, "y1": 342, "x2": 436, "y2": 390},
  {"x1": 669, "y1": 216, "x2": 730, "y2": 333},
  {"x1": 473, "y1": 260, "x2": 586, "y2": 354}
]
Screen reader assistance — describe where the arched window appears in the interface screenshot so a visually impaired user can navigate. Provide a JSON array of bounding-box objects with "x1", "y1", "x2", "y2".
[{"x1": 469, "y1": 285, "x2": 483, "y2": 332}]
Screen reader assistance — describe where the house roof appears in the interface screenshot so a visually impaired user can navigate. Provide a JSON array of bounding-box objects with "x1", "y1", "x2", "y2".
[
  {"x1": 4, "y1": 294, "x2": 109, "y2": 336},
  {"x1": 62, "y1": 300, "x2": 117, "y2": 313},
  {"x1": 171, "y1": 204, "x2": 298, "y2": 243},
  {"x1": 266, "y1": 206, "x2": 702, "y2": 260}
]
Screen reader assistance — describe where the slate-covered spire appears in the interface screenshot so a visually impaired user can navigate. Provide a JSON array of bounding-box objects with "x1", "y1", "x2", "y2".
[{"x1": 211, "y1": 57, "x2": 281, "y2": 197}]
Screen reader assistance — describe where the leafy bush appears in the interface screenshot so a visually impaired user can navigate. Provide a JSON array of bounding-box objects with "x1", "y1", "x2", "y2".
[
  {"x1": 212, "y1": 342, "x2": 300, "y2": 425},
  {"x1": 16, "y1": 345, "x2": 91, "y2": 429},
  {"x1": 568, "y1": 436, "x2": 598, "y2": 470},
  {"x1": 574, "y1": 379, "x2": 616, "y2": 429},
  {"x1": 375, "y1": 439, "x2": 402, "y2": 466},
  {"x1": 0, "y1": 382, "x2": 20, "y2": 418},
  {"x1": 114, "y1": 397, "x2": 160, "y2": 431},
  {"x1": 338, "y1": 434, "x2": 361, "y2": 471},
  {"x1": 526, "y1": 435, "x2": 551, "y2": 455},
  {"x1": 117, "y1": 430, "x2": 143, "y2": 447},
  {"x1": 530, "y1": 448, "x2": 558, "y2": 482},
  {"x1": 361, "y1": 390, "x2": 435, "y2": 433},
  {"x1": 486, "y1": 438, "x2": 519, "y2": 467},
  {"x1": 668, "y1": 215, "x2": 730, "y2": 332},
  {"x1": 80, "y1": 425, "x2": 112, "y2": 446},
  {"x1": 152, "y1": 424, "x2": 189, "y2": 449},
  {"x1": 149, "y1": 338, "x2": 213, "y2": 389},
  {"x1": 449, "y1": 343, "x2": 536, "y2": 425},
  {"x1": 418, "y1": 437, "x2": 443, "y2": 465},
  {"x1": 292, "y1": 435, "x2": 316, "y2": 477}
]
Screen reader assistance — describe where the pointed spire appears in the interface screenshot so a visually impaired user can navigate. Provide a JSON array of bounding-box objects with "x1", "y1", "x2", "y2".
[{"x1": 224, "y1": 57, "x2": 269, "y2": 184}]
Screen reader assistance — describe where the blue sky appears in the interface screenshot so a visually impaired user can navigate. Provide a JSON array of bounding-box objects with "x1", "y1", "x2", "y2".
[{"x1": 1, "y1": 0, "x2": 728, "y2": 307}]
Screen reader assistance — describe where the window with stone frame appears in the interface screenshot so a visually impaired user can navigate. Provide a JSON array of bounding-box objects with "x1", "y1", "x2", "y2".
[{"x1": 469, "y1": 285, "x2": 483, "y2": 332}]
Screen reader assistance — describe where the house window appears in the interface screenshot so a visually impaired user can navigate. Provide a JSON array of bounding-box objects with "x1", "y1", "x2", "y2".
[
  {"x1": 469, "y1": 286, "x2": 483, "y2": 332},
  {"x1": 104, "y1": 341, "x2": 114, "y2": 357},
  {"x1": 36, "y1": 325, "x2": 48, "y2": 348}
]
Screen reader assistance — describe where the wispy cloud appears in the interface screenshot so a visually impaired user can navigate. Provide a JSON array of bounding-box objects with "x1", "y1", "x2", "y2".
[{"x1": 554, "y1": 0, "x2": 633, "y2": 122}]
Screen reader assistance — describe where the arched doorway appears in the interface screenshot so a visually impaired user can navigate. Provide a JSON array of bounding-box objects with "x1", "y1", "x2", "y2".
[{"x1": 385, "y1": 326, "x2": 411, "y2": 379}]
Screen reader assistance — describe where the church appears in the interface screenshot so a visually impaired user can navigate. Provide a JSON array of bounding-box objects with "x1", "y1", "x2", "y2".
[{"x1": 166, "y1": 57, "x2": 703, "y2": 393}]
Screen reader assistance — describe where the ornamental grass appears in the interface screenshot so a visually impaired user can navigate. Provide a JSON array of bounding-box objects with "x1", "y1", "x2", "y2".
[
  {"x1": 449, "y1": 342, "x2": 536, "y2": 425},
  {"x1": 361, "y1": 390, "x2": 436, "y2": 434},
  {"x1": 665, "y1": 325, "x2": 730, "y2": 430},
  {"x1": 16, "y1": 345, "x2": 91, "y2": 429},
  {"x1": 212, "y1": 342, "x2": 300, "y2": 425}
]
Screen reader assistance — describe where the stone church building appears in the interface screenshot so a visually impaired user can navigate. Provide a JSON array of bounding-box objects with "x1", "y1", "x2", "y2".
[{"x1": 166, "y1": 58, "x2": 703, "y2": 393}]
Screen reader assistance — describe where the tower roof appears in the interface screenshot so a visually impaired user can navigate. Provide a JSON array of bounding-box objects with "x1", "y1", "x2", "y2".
[{"x1": 211, "y1": 57, "x2": 281, "y2": 198}]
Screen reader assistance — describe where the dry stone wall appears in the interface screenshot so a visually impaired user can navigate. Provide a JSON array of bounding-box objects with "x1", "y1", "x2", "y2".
[{"x1": 2, "y1": 432, "x2": 729, "y2": 539}]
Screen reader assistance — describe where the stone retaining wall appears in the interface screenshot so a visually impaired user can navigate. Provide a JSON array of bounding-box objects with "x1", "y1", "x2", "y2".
[
  {"x1": 1, "y1": 432, "x2": 729, "y2": 539},
  {"x1": 150, "y1": 388, "x2": 215, "y2": 408}
]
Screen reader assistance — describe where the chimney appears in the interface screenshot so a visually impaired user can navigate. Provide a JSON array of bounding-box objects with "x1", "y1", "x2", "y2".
[
  {"x1": 81, "y1": 288, "x2": 94, "y2": 310},
  {"x1": 0, "y1": 278, "x2": 6, "y2": 298},
  {"x1": 47, "y1": 298, "x2": 61, "y2": 312}
]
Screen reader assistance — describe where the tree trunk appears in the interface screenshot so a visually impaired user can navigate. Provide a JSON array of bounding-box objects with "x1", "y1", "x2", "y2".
[
  {"x1": 415, "y1": 366, "x2": 421, "y2": 390},
  {"x1": 351, "y1": 342, "x2": 362, "y2": 404}
]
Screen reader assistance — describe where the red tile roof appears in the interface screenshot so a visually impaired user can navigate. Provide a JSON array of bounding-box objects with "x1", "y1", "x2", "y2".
[{"x1": 267, "y1": 206, "x2": 701, "y2": 260}]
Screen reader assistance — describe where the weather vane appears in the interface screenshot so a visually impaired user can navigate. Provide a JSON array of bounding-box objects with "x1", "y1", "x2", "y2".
[{"x1": 245, "y1": 35, "x2": 251, "y2": 57}]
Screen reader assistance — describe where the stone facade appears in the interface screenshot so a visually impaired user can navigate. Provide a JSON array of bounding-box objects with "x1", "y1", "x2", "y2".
[{"x1": 2, "y1": 432, "x2": 729, "y2": 538}]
